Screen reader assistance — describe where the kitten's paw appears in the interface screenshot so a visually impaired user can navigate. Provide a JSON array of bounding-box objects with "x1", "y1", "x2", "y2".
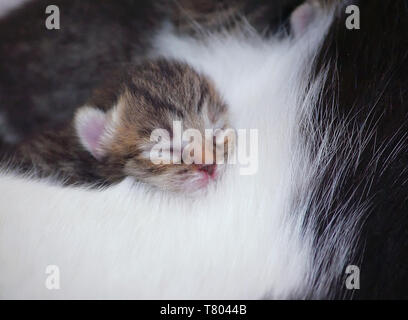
[{"x1": 290, "y1": 0, "x2": 321, "y2": 37}]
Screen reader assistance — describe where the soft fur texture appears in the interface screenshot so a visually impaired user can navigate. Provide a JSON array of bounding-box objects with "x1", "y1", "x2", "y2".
[
  {"x1": 10, "y1": 60, "x2": 230, "y2": 192},
  {"x1": 2, "y1": 0, "x2": 408, "y2": 299},
  {"x1": 0, "y1": 0, "x2": 162, "y2": 142},
  {"x1": 0, "y1": 0, "x2": 300, "y2": 144},
  {"x1": 0, "y1": 3, "x2": 339, "y2": 298}
]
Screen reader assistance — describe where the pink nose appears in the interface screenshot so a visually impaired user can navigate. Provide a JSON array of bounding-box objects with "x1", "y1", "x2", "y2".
[{"x1": 198, "y1": 164, "x2": 217, "y2": 177}]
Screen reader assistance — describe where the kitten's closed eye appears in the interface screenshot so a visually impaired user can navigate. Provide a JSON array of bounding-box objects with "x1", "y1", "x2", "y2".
[{"x1": 135, "y1": 125, "x2": 233, "y2": 192}]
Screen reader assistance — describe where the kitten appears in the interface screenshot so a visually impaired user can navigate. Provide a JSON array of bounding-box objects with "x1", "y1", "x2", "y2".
[{"x1": 12, "y1": 59, "x2": 232, "y2": 192}]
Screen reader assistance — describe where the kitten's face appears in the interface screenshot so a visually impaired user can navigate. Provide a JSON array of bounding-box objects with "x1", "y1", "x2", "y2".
[
  {"x1": 111, "y1": 61, "x2": 233, "y2": 192},
  {"x1": 76, "y1": 60, "x2": 233, "y2": 192}
]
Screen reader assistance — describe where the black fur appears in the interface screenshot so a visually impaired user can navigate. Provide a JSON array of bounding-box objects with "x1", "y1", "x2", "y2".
[{"x1": 312, "y1": 0, "x2": 408, "y2": 299}]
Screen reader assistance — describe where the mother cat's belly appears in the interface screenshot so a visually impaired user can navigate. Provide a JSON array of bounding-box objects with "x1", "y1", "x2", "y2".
[{"x1": 0, "y1": 5, "x2": 335, "y2": 299}]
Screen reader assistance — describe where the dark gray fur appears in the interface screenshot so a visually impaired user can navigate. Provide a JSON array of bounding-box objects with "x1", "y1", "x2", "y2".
[{"x1": 0, "y1": 0, "x2": 301, "y2": 146}]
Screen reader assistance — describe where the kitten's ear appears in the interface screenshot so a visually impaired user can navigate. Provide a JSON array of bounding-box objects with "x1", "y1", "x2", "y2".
[
  {"x1": 74, "y1": 106, "x2": 111, "y2": 160},
  {"x1": 290, "y1": 1, "x2": 319, "y2": 37}
]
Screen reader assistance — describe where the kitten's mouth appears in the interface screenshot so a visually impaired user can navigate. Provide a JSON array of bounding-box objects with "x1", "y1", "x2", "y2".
[
  {"x1": 197, "y1": 164, "x2": 217, "y2": 179},
  {"x1": 183, "y1": 164, "x2": 218, "y2": 191},
  {"x1": 196, "y1": 164, "x2": 219, "y2": 186}
]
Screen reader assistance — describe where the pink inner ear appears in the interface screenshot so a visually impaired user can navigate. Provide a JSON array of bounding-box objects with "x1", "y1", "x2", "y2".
[
  {"x1": 290, "y1": 3, "x2": 317, "y2": 37},
  {"x1": 77, "y1": 111, "x2": 107, "y2": 160}
]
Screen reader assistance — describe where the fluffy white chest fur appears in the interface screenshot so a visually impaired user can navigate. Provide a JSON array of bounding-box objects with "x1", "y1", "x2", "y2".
[{"x1": 0, "y1": 10, "x2": 336, "y2": 298}]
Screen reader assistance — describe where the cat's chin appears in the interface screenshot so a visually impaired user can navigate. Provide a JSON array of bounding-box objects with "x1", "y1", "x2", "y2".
[
  {"x1": 180, "y1": 168, "x2": 221, "y2": 194},
  {"x1": 182, "y1": 172, "x2": 210, "y2": 192}
]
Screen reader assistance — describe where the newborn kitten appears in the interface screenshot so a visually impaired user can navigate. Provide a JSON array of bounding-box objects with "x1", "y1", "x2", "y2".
[{"x1": 12, "y1": 60, "x2": 232, "y2": 192}]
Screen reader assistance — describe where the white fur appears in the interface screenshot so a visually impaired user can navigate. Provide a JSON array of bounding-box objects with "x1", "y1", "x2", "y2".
[{"x1": 0, "y1": 7, "x2": 338, "y2": 299}]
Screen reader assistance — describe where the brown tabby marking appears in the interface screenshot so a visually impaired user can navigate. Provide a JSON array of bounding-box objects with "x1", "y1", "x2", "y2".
[{"x1": 13, "y1": 60, "x2": 232, "y2": 192}]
